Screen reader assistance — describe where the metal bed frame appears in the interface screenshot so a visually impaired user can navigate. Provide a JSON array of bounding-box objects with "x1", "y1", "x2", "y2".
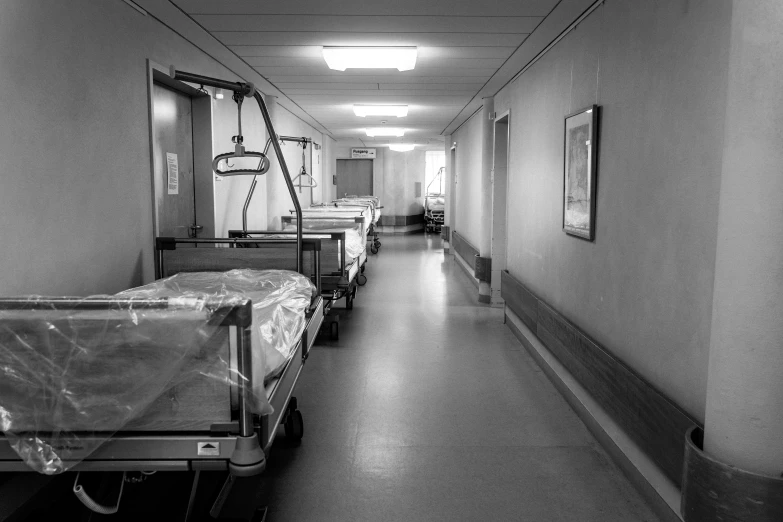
[
  {"x1": 229, "y1": 228, "x2": 365, "y2": 310},
  {"x1": 0, "y1": 67, "x2": 325, "y2": 520}
]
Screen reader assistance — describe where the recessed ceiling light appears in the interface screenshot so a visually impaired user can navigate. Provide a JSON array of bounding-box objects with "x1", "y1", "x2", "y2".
[
  {"x1": 389, "y1": 144, "x2": 415, "y2": 152},
  {"x1": 323, "y1": 47, "x2": 417, "y2": 71},
  {"x1": 366, "y1": 128, "x2": 405, "y2": 137},
  {"x1": 354, "y1": 105, "x2": 408, "y2": 118}
]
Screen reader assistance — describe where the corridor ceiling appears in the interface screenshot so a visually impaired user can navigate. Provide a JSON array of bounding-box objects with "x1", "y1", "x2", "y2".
[{"x1": 155, "y1": 0, "x2": 595, "y2": 148}]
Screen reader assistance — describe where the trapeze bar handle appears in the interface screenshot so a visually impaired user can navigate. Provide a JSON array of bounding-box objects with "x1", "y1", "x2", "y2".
[{"x1": 212, "y1": 146, "x2": 270, "y2": 176}]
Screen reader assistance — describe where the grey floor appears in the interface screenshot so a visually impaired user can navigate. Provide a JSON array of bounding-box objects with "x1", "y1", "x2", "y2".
[{"x1": 254, "y1": 234, "x2": 660, "y2": 521}]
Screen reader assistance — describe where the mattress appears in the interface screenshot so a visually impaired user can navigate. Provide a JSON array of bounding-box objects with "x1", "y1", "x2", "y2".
[
  {"x1": 118, "y1": 269, "x2": 315, "y2": 415},
  {"x1": 283, "y1": 218, "x2": 365, "y2": 259}
]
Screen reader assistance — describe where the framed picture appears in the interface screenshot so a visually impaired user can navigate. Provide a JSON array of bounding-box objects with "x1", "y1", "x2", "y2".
[{"x1": 563, "y1": 105, "x2": 599, "y2": 240}]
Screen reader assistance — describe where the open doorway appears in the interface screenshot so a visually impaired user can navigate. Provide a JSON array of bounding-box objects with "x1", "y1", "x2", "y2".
[{"x1": 491, "y1": 111, "x2": 510, "y2": 307}]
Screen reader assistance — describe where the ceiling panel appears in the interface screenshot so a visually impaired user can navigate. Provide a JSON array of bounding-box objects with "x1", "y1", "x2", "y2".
[
  {"x1": 257, "y1": 67, "x2": 498, "y2": 77},
  {"x1": 214, "y1": 32, "x2": 528, "y2": 47},
  {"x1": 175, "y1": 0, "x2": 559, "y2": 17},
  {"x1": 231, "y1": 46, "x2": 518, "y2": 60},
  {"x1": 157, "y1": 0, "x2": 581, "y2": 148},
  {"x1": 194, "y1": 15, "x2": 541, "y2": 34},
  {"x1": 245, "y1": 56, "x2": 507, "y2": 69},
  {"x1": 268, "y1": 75, "x2": 493, "y2": 84},
  {"x1": 276, "y1": 83, "x2": 485, "y2": 91},
  {"x1": 283, "y1": 89, "x2": 479, "y2": 96}
]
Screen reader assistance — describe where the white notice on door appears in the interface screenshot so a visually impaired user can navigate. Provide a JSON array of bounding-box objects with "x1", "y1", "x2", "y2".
[{"x1": 166, "y1": 153, "x2": 179, "y2": 195}]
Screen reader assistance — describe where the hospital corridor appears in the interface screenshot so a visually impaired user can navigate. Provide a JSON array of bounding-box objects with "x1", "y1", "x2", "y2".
[{"x1": 2, "y1": 1, "x2": 783, "y2": 521}]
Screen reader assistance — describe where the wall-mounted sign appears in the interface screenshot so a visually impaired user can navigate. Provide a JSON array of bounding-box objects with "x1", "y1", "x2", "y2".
[{"x1": 351, "y1": 148, "x2": 376, "y2": 159}]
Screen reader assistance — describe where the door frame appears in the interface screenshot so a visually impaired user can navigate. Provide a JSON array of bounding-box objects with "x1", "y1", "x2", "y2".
[
  {"x1": 490, "y1": 109, "x2": 511, "y2": 307},
  {"x1": 146, "y1": 60, "x2": 214, "y2": 277}
]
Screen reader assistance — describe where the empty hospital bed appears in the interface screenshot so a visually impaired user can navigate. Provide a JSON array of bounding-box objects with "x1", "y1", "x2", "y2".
[{"x1": 0, "y1": 67, "x2": 324, "y2": 520}]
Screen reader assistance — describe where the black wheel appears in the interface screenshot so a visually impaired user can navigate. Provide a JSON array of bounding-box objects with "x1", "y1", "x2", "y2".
[
  {"x1": 285, "y1": 409, "x2": 303, "y2": 441},
  {"x1": 357, "y1": 274, "x2": 367, "y2": 286},
  {"x1": 370, "y1": 244, "x2": 379, "y2": 254},
  {"x1": 330, "y1": 322, "x2": 339, "y2": 340},
  {"x1": 346, "y1": 293, "x2": 353, "y2": 310}
]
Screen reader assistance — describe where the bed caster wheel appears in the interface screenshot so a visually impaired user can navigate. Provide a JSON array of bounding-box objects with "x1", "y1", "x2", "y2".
[
  {"x1": 330, "y1": 322, "x2": 339, "y2": 340},
  {"x1": 357, "y1": 274, "x2": 367, "y2": 286},
  {"x1": 346, "y1": 294, "x2": 353, "y2": 310},
  {"x1": 285, "y1": 409, "x2": 303, "y2": 441},
  {"x1": 370, "y1": 244, "x2": 379, "y2": 254}
]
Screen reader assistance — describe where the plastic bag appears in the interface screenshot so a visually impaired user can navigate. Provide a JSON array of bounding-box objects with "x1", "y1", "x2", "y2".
[
  {"x1": 0, "y1": 295, "x2": 241, "y2": 474},
  {"x1": 283, "y1": 219, "x2": 365, "y2": 260},
  {"x1": 118, "y1": 269, "x2": 315, "y2": 413}
]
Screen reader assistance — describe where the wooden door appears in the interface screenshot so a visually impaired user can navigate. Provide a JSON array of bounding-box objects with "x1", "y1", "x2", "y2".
[
  {"x1": 337, "y1": 159, "x2": 373, "y2": 197},
  {"x1": 151, "y1": 82, "x2": 197, "y2": 239}
]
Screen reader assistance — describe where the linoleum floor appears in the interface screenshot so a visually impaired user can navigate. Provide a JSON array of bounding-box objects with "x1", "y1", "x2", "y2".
[{"x1": 252, "y1": 234, "x2": 660, "y2": 522}]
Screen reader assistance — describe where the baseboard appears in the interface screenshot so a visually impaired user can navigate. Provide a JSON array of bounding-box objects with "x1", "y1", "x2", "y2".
[
  {"x1": 377, "y1": 224, "x2": 424, "y2": 235},
  {"x1": 505, "y1": 309, "x2": 682, "y2": 522},
  {"x1": 453, "y1": 251, "x2": 480, "y2": 290}
]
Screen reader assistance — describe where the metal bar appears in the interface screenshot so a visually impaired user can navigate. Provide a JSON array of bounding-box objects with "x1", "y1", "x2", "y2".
[
  {"x1": 242, "y1": 138, "x2": 274, "y2": 232},
  {"x1": 172, "y1": 69, "x2": 251, "y2": 95},
  {"x1": 172, "y1": 68, "x2": 302, "y2": 272},
  {"x1": 253, "y1": 91, "x2": 302, "y2": 273},
  {"x1": 314, "y1": 250, "x2": 322, "y2": 295},
  {"x1": 160, "y1": 238, "x2": 300, "y2": 245},
  {"x1": 236, "y1": 326, "x2": 253, "y2": 438},
  {"x1": 278, "y1": 136, "x2": 312, "y2": 143}
]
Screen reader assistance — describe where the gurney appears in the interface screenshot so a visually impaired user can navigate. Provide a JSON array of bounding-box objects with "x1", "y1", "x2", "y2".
[
  {"x1": 332, "y1": 197, "x2": 383, "y2": 253},
  {"x1": 0, "y1": 67, "x2": 323, "y2": 520}
]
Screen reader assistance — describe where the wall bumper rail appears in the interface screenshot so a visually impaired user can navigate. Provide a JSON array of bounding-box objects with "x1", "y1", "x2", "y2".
[{"x1": 681, "y1": 426, "x2": 783, "y2": 522}]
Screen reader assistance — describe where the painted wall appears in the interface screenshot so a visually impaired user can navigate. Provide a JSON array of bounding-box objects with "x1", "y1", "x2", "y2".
[
  {"x1": 381, "y1": 149, "x2": 425, "y2": 217},
  {"x1": 213, "y1": 94, "x2": 267, "y2": 236},
  {"x1": 265, "y1": 101, "x2": 329, "y2": 230},
  {"x1": 490, "y1": 0, "x2": 732, "y2": 420},
  {"x1": 0, "y1": 0, "x2": 272, "y2": 296},
  {"x1": 451, "y1": 110, "x2": 484, "y2": 249}
]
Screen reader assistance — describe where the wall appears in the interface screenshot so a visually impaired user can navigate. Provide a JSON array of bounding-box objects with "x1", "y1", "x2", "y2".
[
  {"x1": 212, "y1": 94, "x2": 267, "y2": 235},
  {"x1": 381, "y1": 149, "x2": 425, "y2": 217},
  {"x1": 265, "y1": 100, "x2": 330, "y2": 230},
  {"x1": 451, "y1": 110, "x2": 484, "y2": 249},
  {"x1": 0, "y1": 0, "x2": 268, "y2": 295},
  {"x1": 490, "y1": 0, "x2": 732, "y2": 420}
]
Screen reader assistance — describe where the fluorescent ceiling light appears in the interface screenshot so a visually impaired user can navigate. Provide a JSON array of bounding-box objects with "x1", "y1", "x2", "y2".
[
  {"x1": 389, "y1": 144, "x2": 415, "y2": 152},
  {"x1": 366, "y1": 128, "x2": 405, "y2": 137},
  {"x1": 323, "y1": 47, "x2": 417, "y2": 71},
  {"x1": 354, "y1": 105, "x2": 408, "y2": 118}
]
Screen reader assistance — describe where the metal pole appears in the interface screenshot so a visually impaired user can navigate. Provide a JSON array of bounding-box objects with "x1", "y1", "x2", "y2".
[
  {"x1": 236, "y1": 325, "x2": 254, "y2": 437},
  {"x1": 171, "y1": 68, "x2": 303, "y2": 273},
  {"x1": 253, "y1": 91, "x2": 302, "y2": 273},
  {"x1": 242, "y1": 138, "x2": 273, "y2": 232}
]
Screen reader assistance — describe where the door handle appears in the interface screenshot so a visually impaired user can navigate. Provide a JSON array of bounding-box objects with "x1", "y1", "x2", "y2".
[{"x1": 189, "y1": 225, "x2": 204, "y2": 238}]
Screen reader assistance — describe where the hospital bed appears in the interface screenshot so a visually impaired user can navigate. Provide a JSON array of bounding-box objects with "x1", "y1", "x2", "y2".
[
  {"x1": 281, "y1": 209, "x2": 367, "y2": 296},
  {"x1": 0, "y1": 237, "x2": 324, "y2": 518},
  {"x1": 322, "y1": 197, "x2": 383, "y2": 253},
  {"x1": 0, "y1": 67, "x2": 325, "y2": 520}
]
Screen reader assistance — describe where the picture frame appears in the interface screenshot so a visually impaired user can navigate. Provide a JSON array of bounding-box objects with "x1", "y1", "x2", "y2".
[{"x1": 563, "y1": 105, "x2": 599, "y2": 240}]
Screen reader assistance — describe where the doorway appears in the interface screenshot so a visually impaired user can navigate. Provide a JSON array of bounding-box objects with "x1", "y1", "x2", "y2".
[
  {"x1": 336, "y1": 159, "x2": 373, "y2": 197},
  {"x1": 491, "y1": 112, "x2": 510, "y2": 307},
  {"x1": 151, "y1": 82, "x2": 197, "y2": 239}
]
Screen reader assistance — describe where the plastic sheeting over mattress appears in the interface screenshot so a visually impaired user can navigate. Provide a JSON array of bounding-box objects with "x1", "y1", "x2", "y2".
[
  {"x1": 118, "y1": 269, "x2": 315, "y2": 406},
  {"x1": 283, "y1": 219, "x2": 365, "y2": 260},
  {"x1": 0, "y1": 269, "x2": 314, "y2": 474}
]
